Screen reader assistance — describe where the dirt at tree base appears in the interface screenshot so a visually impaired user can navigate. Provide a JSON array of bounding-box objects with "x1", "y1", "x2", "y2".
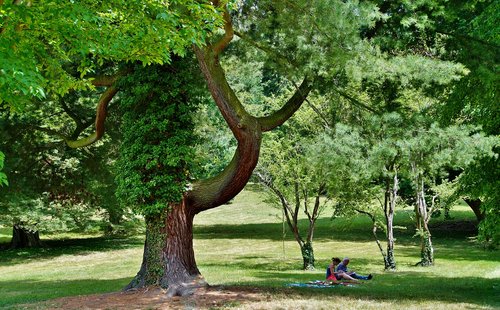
[{"x1": 24, "y1": 286, "x2": 268, "y2": 309}]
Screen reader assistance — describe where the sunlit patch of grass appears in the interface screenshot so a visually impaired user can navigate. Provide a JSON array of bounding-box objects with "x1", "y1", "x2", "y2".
[
  {"x1": 0, "y1": 248, "x2": 142, "y2": 307},
  {"x1": 234, "y1": 297, "x2": 494, "y2": 310},
  {"x1": 0, "y1": 225, "x2": 11, "y2": 243},
  {"x1": 1, "y1": 188, "x2": 499, "y2": 309}
]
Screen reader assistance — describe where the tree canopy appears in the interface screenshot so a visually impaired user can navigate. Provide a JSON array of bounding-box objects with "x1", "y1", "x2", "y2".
[
  {"x1": 0, "y1": 0, "x2": 222, "y2": 110},
  {"x1": 1, "y1": 0, "x2": 498, "y2": 294}
]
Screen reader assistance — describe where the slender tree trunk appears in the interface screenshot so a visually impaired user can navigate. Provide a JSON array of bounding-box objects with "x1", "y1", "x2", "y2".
[
  {"x1": 416, "y1": 180, "x2": 434, "y2": 266},
  {"x1": 10, "y1": 223, "x2": 42, "y2": 249},
  {"x1": 300, "y1": 241, "x2": 315, "y2": 270},
  {"x1": 385, "y1": 172, "x2": 398, "y2": 270},
  {"x1": 358, "y1": 207, "x2": 394, "y2": 270},
  {"x1": 420, "y1": 231, "x2": 434, "y2": 266},
  {"x1": 371, "y1": 213, "x2": 389, "y2": 268}
]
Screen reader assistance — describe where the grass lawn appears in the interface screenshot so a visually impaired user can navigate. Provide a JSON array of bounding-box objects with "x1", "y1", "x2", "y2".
[{"x1": 0, "y1": 187, "x2": 499, "y2": 309}]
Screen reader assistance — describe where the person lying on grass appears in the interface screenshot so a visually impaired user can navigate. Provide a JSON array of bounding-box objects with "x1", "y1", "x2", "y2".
[
  {"x1": 336, "y1": 257, "x2": 373, "y2": 280},
  {"x1": 326, "y1": 257, "x2": 359, "y2": 283}
]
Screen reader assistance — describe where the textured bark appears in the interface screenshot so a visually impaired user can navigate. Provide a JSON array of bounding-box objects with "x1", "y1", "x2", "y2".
[
  {"x1": 125, "y1": 3, "x2": 311, "y2": 295},
  {"x1": 10, "y1": 224, "x2": 42, "y2": 249},
  {"x1": 125, "y1": 201, "x2": 206, "y2": 296},
  {"x1": 124, "y1": 214, "x2": 167, "y2": 290},
  {"x1": 420, "y1": 234, "x2": 434, "y2": 266},
  {"x1": 415, "y1": 182, "x2": 434, "y2": 266},
  {"x1": 162, "y1": 200, "x2": 206, "y2": 296},
  {"x1": 300, "y1": 242, "x2": 315, "y2": 270},
  {"x1": 385, "y1": 173, "x2": 397, "y2": 270},
  {"x1": 464, "y1": 198, "x2": 484, "y2": 222}
]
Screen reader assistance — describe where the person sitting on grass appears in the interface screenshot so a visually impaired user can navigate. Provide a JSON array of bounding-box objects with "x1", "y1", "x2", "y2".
[
  {"x1": 326, "y1": 257, "x2": 359, "y2": 283},
  {"x1": 336, "y1": 257, "x2": 373, "y2": 280}
]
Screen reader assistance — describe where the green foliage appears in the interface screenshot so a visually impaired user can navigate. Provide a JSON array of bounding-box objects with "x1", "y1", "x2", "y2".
[
  {"x1": 144, "y1": 215, "x2": 166, "y2": 284},
  {"x1": 0, "y1": 151, "x2": 7, "y2": 186},
  {"x1": 427, "y1": 1, "x2": 500, "y2": 246},
  {"x1": 457, "y1": 154, "x2": 500, "y2": 247},
  {"x1": 0, "y1": 1, "x2": 222, "y2": 109},
  {"x1": 310, "y1": 123, "x2": 375, "y2": 215},
  {"x1": 115, "y1": 60, "x2": 203, "y2": 215},
  {"x1": 0, "y1": 92, "x2": 124, "y2": 235}
]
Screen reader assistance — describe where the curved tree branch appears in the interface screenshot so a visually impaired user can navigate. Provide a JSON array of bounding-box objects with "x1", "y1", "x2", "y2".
[
  {"x1": 90, "y1": 75, "x2": 120, "y2": 87},
  {"x1": 190, "y1": 4, "x2": 261, "y2": 212},
  {"x1": 188, "y1": 2, "x2": 312, "y2": 212},
  {"x1": 258, "y1": 77, "x2": 313, "y2": 132},
  {"x1": 89, "y1": 69, "x2": 131, "y2": 87},
  {"x1": 59, "y1": 98, "x2": 95, "y2": 140},
  {"x1": 193, "y1": 46, "x2": 246, "y2": 133},
  {"x1": 190, "y1": 43, "x2": 262, "y2": 212},
  {"x1": 65, "y1": 85, "x2": 118, "y2": 148},
  {"x1": 212, "y1": 6, "x2": 234, "y2": 57}
]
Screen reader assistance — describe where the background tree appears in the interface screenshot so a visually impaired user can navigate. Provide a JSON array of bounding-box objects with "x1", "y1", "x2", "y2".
[
  {"x1": 311, "y1": 117, "x2": 401, "y2": 271},
  {"x1": 436, "y1": 1, "x2": 500, "y2": 246},
  {"x1": 0, "y1": 93, "x2": 125, "y2": 248},
  {"x1": 257, "y1": 126, "x2": 328, "y2": 270},
  {"x1": 361, "y1": 0, "x2": 499, "y2": 246},
  {"x1": 401, "y1": 119, "x2": 496, "y2": 265}
]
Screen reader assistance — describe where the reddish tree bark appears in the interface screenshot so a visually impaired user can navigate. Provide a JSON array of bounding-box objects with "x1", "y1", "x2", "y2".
[{"x1": 124, "y1": 3, "x2": 312, "y2": 296}]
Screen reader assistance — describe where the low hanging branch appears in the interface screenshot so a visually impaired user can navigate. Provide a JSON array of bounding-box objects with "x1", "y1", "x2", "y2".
[
  {"x1": 65, "y1": 85, "x2": 118, "y2": 148},
  {"x1": 64, "y1": 71, "x2": 126, "y2": 148}
]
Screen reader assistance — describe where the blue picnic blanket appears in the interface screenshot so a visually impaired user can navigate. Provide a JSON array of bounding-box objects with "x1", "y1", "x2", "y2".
[{"x1": 287, "y1": 280, "x2": 357, "y2": 288}]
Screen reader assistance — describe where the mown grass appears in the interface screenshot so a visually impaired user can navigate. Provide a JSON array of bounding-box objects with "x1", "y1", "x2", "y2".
[{"x1": 0, "y1": 187, "x2": 499, "y2": 309}]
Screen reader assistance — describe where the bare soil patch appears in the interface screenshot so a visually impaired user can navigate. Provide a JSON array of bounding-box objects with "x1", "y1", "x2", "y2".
[{"x1": 27, "y1": 286, "x2": 269, "y2": 309}]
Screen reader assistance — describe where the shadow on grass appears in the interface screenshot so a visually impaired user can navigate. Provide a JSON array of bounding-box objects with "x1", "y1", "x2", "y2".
[
  {"x1": 194, "y1": 217, "x2": 480, "y2": 243},
  {"x1": 0, "y1": 277, "x2": 132, "y2": 308},
  {"x1": 0, "y1": 236, "x2": 144, "y2": 266},
  {"x1": 395, "y1": 240, "x2": 500, "y2": 263},
  {"x1": 194, "y1": 217, "x2": 377, "y2": 242},
  {"x1": 243, "y1": 271, "x2": 500, "y2": 308},
  {"x1": 201, "y1": 251, "x2": 500, "y2": 308}
]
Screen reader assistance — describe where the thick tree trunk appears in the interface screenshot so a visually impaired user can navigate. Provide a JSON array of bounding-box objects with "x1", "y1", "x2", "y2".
[
  {"x1": 123, "y1": 5, "x2": 311, "y2": 295},
  {"x1": 162, "y1": 200, "x2": 204, "y2": 295},
  {"x1": 10, "y1": 224, "x2": 42, "y2": 249},
  {"x1": 125, "y1": 200, "x2": 205, "y2": 296},
  {"x1": 464, "y1": 198, "x2": 484, "y2": 222}
]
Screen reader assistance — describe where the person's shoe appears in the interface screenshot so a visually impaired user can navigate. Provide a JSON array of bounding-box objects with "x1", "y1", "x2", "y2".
[{"x1": 367, "y1": 274, "x2": 373, "y2": 280}]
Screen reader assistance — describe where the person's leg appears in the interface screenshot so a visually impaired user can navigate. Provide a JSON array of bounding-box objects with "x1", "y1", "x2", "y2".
[
  {"x1": 337, "y1": 273, "x2": 359, "y2": 282},
  {"x1": 350, "y1": 273, "x2": 371, "y2": 280}
]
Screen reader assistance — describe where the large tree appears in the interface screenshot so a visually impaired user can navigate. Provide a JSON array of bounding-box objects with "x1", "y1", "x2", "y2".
[{"x1": 1, "y1": 0, "x2": 474, "y2": 295}]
